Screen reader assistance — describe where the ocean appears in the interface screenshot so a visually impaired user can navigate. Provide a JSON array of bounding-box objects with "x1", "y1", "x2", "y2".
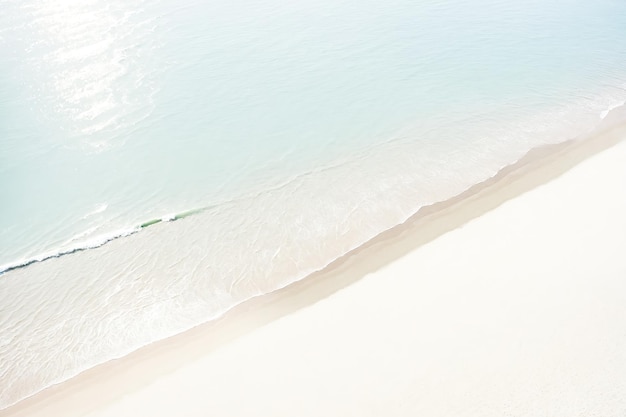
[{"x1": 1, "y1": 0, "x2": 625, "y2": 409}]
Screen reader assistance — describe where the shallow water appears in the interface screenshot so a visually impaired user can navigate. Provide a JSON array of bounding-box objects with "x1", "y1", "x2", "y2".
[{"x1": 1, "y1": 0, "x2": 626, "y2": 409}]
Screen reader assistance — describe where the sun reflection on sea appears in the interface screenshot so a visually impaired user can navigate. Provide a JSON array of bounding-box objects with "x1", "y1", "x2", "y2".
[{"x1": 19, "y1": 0, "x2": 160, "y2": 151}]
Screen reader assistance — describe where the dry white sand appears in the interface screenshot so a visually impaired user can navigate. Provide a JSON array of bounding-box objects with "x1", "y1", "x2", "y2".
[{"x1": 3, "y1": 122, "x2": 626, "y2": 416}]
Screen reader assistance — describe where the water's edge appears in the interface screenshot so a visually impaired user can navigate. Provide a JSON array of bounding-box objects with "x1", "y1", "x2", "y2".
[
  {"x1": 3, "y1": 100, "x2": 625, "y2": 278},
  {"x1": 2, "y1": 104, "x2": 625, "y2": 413}
]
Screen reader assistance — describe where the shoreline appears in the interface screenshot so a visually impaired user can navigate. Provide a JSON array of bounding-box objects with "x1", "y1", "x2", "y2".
[
  {"x1": 2, "y1": 101, "x2": 624, "y2": 277},
  {"x1": 3, "y1": 110, "x2": 626, "y2": 416}
]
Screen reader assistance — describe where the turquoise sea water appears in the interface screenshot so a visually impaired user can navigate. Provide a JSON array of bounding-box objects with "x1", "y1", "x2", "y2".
[{"x1": 1, "y1": 0, "x2": 626, "y2": 409}]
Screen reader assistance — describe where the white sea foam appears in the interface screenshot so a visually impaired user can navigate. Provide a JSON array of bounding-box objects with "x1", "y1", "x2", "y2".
[
  {"x1": 81, "y1": 203, "x2": 108, "y2": 219},
  {"x1": 0, "y1": 227, "x2": 139, "y2": 275},
  {"x1": 601, "y1": 100, "x2": 626, "y2": 119}
]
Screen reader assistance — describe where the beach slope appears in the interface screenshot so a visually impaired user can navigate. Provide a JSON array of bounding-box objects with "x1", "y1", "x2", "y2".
[{"x1": 4, "y1": 128, "x2": 626, "y2": 416}]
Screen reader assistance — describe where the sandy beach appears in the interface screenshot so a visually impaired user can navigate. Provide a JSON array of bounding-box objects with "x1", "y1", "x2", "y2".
[{"x1": 3, "y1": 116, "x2": 626, "y2": 416}]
